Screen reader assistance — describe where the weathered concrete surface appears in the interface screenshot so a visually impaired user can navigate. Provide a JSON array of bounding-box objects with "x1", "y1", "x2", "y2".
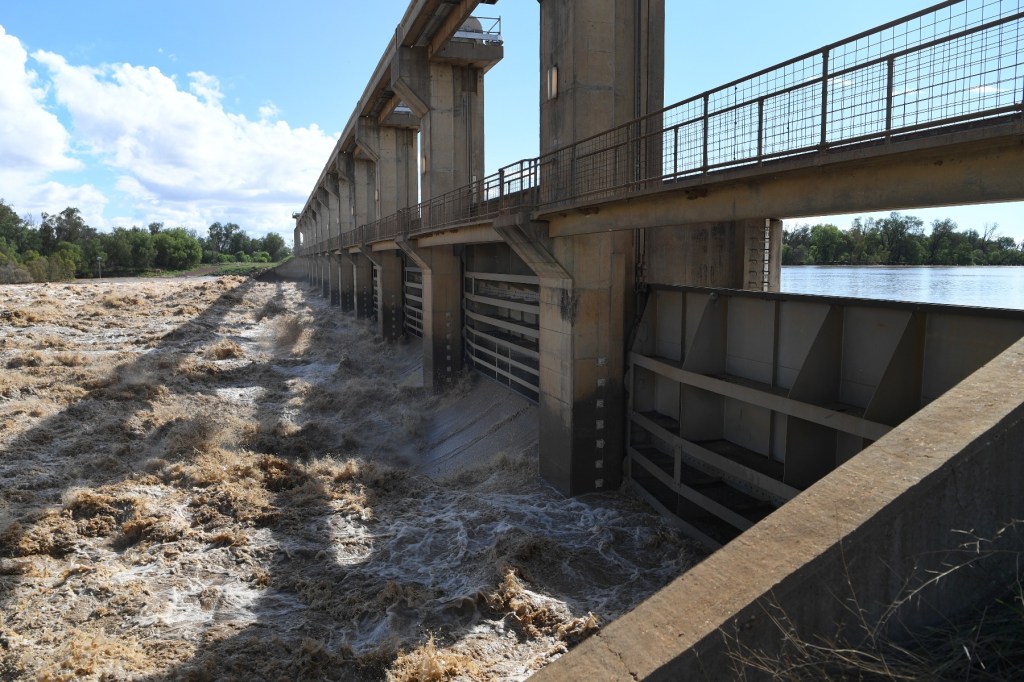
[
  {"x1": 532, "y1": 336, "x2": 1024, "y2": 681},
  {"x1": 256, "y1": 257, "x2": 306, "y2": 281},
  {"x1": 396, "y1": 240, "x2": 464, "y2": 391},
  {"x1": 541, "y1": 123, "x2": 1024, "y2": 237},
  {"x1": 646, "y1": 219, "x2": 782, "y2": 290},
  {"x1": 540, "y1": 0, "x2": 664, "y2": 154}
]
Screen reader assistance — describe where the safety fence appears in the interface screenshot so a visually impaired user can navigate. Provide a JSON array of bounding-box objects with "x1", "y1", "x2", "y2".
[{"x1": 298, "y1": 0, "x2": 1023, "y2": 256}]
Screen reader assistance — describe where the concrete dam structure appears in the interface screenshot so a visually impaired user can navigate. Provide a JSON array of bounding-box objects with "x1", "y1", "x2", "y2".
[{"x1": 292, "y1": 0, "x2": 1024, "y2": 676}]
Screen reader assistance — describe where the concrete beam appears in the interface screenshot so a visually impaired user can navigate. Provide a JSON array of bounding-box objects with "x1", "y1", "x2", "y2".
[
  {"x1": 298, "y1": 1, "x2": 495, "y2": 218},
  {"x1": 541, "y1": 127, "x2": 1024, "y2": 237}
]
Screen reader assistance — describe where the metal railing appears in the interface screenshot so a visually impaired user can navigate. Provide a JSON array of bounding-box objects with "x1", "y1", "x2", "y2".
[
  {"x1": 303, "y1": 0, "x2": 1022, "y2": 255},
  {"x1": 454, "y1": 16, "x2": 503, "y2": 45},
  {"x1": 541, "y1": 0, "x2": 1024, "y2": 207}
]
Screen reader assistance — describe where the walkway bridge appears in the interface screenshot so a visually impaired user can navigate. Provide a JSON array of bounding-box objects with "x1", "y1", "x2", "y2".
[
  {"x1": 293, "y1": 3, "x2": 1024, "y2": 675},
  {"x1": 306, "y1": 0, "x2": 1024, "y2": 252}
]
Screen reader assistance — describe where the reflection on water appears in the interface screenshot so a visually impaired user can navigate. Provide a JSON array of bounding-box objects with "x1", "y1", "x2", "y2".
[{"x1": 782, "y1": 266, "x2": 1024, "y2": 310}]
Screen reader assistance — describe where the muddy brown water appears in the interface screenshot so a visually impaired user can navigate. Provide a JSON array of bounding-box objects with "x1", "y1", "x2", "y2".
[{"x1": 0, "y1": 276, "x2": 700, "y2": 681}]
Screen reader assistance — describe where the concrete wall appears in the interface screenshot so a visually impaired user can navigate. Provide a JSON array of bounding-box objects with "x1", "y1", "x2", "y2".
[
  {"x1": 533, "y1": 335, "x2": 1024, "y2": 680},
  {"x1": 540, "y1": 0, "x2": 664, "y2": 154},
  {"x1": 257, "y1": 257, "x2": 306, "y2": 282}
]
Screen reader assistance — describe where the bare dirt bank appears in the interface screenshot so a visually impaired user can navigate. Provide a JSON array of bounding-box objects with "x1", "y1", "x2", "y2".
[{"x1": 0, "y1": 277, "x2": 698, "y2": 681}]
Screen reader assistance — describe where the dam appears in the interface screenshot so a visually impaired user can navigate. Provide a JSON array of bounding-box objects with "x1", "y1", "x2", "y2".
[{"x1": 289, "y1": 0, "x2": 1024, "y2": 677}]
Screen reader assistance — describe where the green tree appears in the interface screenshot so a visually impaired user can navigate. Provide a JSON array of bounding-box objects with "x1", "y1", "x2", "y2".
[
  {"x1": 927, "y1": 219, "x2": 962, "y2": 264},
  {"x1": 39, "y1": 207, "x2": 88, "y2": 255},
  {"x1": 126, "y1": 227, "x2": 156, "y2": 270},
  {"x1": 0, "y1": 199, "x2": 37, "y2": 255},
  {"x1": 782, "y1": 225, "x2": 812, "y2": 264},
  {"x1": 101, "y1": 228, "x2": 134, "y2": 272},
  {"x1": 153, "y1": 228, "x2": 202, "y2": 270},
  {"x1": 808, "y1": 224, "x2": 847, "y2": 264},
  {"x1": 875, "y1": 212, "x2": 925, "y2": 264},
  {"x1": 258, "y1": 232, "x2": 288, "y2": 261}
]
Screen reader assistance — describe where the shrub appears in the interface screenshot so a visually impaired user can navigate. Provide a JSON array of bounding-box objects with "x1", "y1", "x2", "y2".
[{"x1": 0, "y1": 263, "x2": 32, "y2": 284}]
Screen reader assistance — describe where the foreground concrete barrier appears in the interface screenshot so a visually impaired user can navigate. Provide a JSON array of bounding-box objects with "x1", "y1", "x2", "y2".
[{"x1": 534, "y1": 336, "x2": 1024, "y2": 680}]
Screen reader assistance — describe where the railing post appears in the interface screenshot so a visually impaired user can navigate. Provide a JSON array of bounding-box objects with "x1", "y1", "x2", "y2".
[
  {"x1": 757, "y1": 97, "x2": 765, "y2": 162},
  {"x1": 673, "y1": 126, "x2": 678, "y2": 178},
  {"x1": 819, "y1": 48, "x2": 830, "y2": 149},
  {"x1": 885, "y1": 55, "x2": 895, "y2": 141},
  {"x1": 702, "y1": 93, "x2": 710, "y2": 172}
]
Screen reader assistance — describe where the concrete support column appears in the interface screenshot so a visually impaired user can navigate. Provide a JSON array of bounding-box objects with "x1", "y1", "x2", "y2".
[
  {"x1": 368, "y1": 249, "x2": 405, "y2": 341},
  {"x1": 353, "y1": 156, "x2": 375, "y2": 229},
  {"x1": 397, "y1": 240, "x2": 463, "y2": 390},
  {"x1": 348, "y1": 251, "x2": 375, "y2": 319},
  {"x1": 302, "y1": 216, "x2": 313, "y2": 287},
  {"x1": 496, "y1": 218, "x2": 632, "y2": 495},
  {"x1": 540, "y1": 0, "x2": 665, "y2": 155},
  {"x1": 313, "y1": 204, "x2": 323, "y2": 255},
  {"x1": 337, "y1": 254, "x2": 354, "y2": 313},
  {"x1": 326, "y1": 254, "x2": 339, "y2": 304},
  {"x1": 356, "y1": 118, "x2": 418, "y2": 217},
  {"x1": 328, "y1": 254, "x2": 341, "y2": 306},
  {"x1": 392, "y1": 45, "x2": 497, "y2": 200},
  {"x1": 646, "y1": 218, "x2": 783, "y2": 290}
]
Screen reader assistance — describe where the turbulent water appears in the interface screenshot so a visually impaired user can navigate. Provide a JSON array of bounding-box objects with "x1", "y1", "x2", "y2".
[{"x1": 0, "y1": 277, "x2": 699, "y2": 681}]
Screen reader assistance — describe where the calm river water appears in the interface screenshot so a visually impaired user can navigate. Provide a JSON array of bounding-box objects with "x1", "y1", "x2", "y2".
[{"x1": 781, "y1": 265, "x2": 1024, "y2": 310}]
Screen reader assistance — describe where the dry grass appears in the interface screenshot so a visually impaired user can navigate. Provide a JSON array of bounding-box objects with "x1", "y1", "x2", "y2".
[
  {"x1": 52, "y1": 351, "x2": 87, "y2": 367},
  {"x1": 725, "y1": 522, "x2": 1024, "y2": 681}
]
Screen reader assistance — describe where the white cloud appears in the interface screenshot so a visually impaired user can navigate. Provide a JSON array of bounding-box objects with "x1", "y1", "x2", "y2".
[
  {"x1": 0, "y1": 24, "x2": 104, "y2": 221},
  {"x1": 0, "y1": 26, "x2": 78, "y2": 174},
  {"x1": 187, "y1": 70, "x2": 223, "y2": 104},
  {"x1": 31, "y1": 50, "x2": 337, "y2": 234},
  {"x1": 0, "y1": 28, "x2": 336, "y2": 237}
]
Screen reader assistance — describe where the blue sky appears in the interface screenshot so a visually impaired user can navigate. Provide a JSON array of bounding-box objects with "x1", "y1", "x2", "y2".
[{"x1": 0, "y1": 0, "x2": 1021, "y2": 240}]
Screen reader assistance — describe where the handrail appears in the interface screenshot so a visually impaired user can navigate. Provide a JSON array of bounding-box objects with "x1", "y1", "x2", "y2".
[{"x1": 306, "y1": 0, "x2": 1023, "y2": 254}]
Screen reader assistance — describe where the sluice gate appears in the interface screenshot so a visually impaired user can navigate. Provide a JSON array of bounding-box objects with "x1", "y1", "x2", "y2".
[
  {"x1": 627, "y1": 286, "x2": 1024, "y2": 547},
  {"x1": 403, "y1": 265, "x2": 423, "y2": 338},
  {"x1": 463, "y1": 244, "x2": 541, "y2": 402}
]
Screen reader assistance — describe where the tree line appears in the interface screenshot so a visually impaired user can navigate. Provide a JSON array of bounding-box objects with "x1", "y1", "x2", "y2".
[
  {"x1": 784, "y1": 213, "x2": 1024, "y2": 266},
  {"x1": 0, "y1": 200, "x2": 291, "y2": 283}
]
